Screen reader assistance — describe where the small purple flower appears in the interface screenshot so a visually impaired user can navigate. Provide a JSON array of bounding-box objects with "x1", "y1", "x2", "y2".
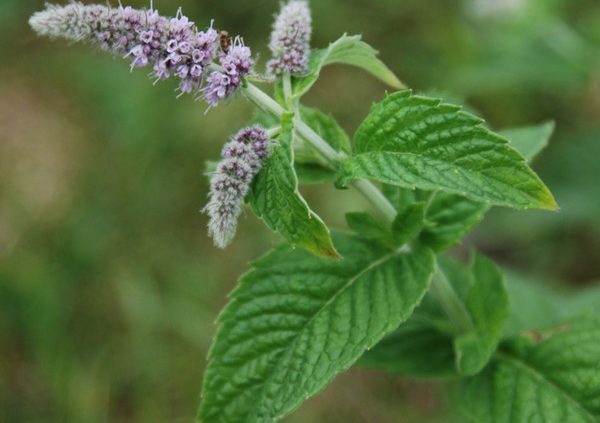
[
  {"x1": 202, "y1": 72, "x2": 232, "y2": 107},
  {"x1": 204, "y1": 127, "x2": 271, "y2": 248},
  {"x1": 201, "y1": 40, "x2": 254, "y2": 107},
  {"x1": 267, "y1": 0, "x2": 312, "y2": 75}
]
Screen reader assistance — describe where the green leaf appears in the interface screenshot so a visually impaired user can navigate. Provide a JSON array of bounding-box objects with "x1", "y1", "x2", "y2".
[
  {"x1": 419, "y1": 121, "x2": 555, "y2": 251},
  {"x1": 338, "y1": 91, "x2": 558, "y2": 210},
  {"x1": 199, "y1": 233, "x2": 435, "y2": 423},
  {"x1": 294, "y1": 163, "x2": 336, "y2": 185},
  {"x1": 382, "y1": 184, "x2": 421, "y2": 211},
  {"x1": 460, "y1": 316, "x2": 600, "y2": 423},
  {"x1": 437, "y1": 254, "x2": 473, "y2": 300},
  {"x1": 419, "y1": 194, "x2": 488, "y2": 251},
  {"x1": 500, "y1": 121, "x2": 555, "y2": 162},
  {"x1": 346, "y1": 204, "x2": 425, "y2": 248},
  {"x1": 454, "y1": 253, "x2": 509, "y2": 376},
  {"x1": 299, "y1": 106, "x2": 351, "y2": 154},
  {"x1": 381, "y1": 183, "x2": 489, "y2": 253},
  {"x1": 249, "y1": 113, "x2": 339, "y2": 259},
  {"x1": 345, "y1": 212, "x2": 391, "y2": 243},
  {"x1": 391, "y1": 202, "x2": 426, "y2": 245},
  {"x1": 290, "y1": 35, "x2": 404, "y2": 100},
  {"x1": 291, "y1": 106, "x2": 350, "y2": 174},
  {"x1": 358, "y1": 319, "x2": 456, "y2": 378}
]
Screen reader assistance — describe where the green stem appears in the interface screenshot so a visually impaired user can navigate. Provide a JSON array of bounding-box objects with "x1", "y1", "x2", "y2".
[
  {"x1": 351, "y1": 179, "x2": 398, "y2": 223},
  {"x1": 243, "y1": 82, "x2": 397, "y2": 223},
  {"x1": 244, "y1": 82, "x2": 284, "y2": 117},
  {"x1": 430, "y1": 266, "x2": 474, "y2": 335},
  {"x1": 266, "y1": 126, "x2": 281, "y2": 138}
]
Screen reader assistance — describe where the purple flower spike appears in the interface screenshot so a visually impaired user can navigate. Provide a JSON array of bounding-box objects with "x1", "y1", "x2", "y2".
[
  {"x1": 29, "y1": 3, "x2": 252, "y2": 105},
  {"x1": 204, "y1": 127, "x2": 271, "y2": 248},
  {"x1": 267, "y1": 0, "x2": 312, "y2": 75}
]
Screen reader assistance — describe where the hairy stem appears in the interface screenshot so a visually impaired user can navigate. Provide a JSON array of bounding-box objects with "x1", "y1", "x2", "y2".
[{"x1": 243, "y1": 82, "x2": 397, "y2": 222}]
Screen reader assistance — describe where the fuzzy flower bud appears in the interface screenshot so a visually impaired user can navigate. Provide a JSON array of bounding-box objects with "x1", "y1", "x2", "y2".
[
  {"x1": 204, "y1": 127, "x2": 271, "y2": 248},
  {"x1": 29, "y1": 3, "x2": 251, "y2": 103},
  {"x1": 267, "y1": 0, "x2": 312, "y2": 75}
]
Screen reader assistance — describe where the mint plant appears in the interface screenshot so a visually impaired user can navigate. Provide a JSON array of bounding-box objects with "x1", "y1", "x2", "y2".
[{"x1": 29, "y1": 2, "x2": 600, "y2": 422}]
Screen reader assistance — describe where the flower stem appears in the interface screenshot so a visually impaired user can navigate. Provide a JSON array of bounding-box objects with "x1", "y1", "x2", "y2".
[{"x1": 243, "y1": 82, "x2": 397, "y2": 223}]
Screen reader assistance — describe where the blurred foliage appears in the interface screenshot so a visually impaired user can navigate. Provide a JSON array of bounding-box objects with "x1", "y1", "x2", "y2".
[{"x1": 0, "y1": 0, "x2": 598, "y2": 422}]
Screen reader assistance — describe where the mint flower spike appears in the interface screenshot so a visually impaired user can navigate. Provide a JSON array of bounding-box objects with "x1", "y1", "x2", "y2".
[
  {"x1": 267, "y1": 0, "x2": 312, "y2": 76},
  {"x1": 204, "y1": 127, "x2": 271, "y2": 248},
  {"x1": 29, "y1": 2, "x2": 254, "y2": 103}
]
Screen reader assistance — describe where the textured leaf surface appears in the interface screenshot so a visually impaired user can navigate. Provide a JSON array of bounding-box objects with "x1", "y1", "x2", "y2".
[
  {"x1": 461, "y1": 316, "x2": 600, "y2": 423},
  {"x1": 290, "y1": 35, "x2": 404, "y2": 99},
  {"x1": 339, "y1": 91, "x2": 557, "y2": 210},
  {"x1": 420, "y1": 193, "x2": 488, "y2": 251},
  {"x1": 419, "y1": 121, "x2": 556, "y2": 250},
  {"x1": 199, "y1": 234, "x2": 435, "y2": 423},
  {"x1": 249, "y1": 113, "x2": 339, "y2": 259},
  {"x1": 455, "y1": 253, "x2": 509, "y2": 375}
]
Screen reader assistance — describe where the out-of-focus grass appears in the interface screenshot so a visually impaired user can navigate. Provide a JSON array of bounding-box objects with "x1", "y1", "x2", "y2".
[{"x1": 1, "y1": 0, "x2": 599, "y2": 422}]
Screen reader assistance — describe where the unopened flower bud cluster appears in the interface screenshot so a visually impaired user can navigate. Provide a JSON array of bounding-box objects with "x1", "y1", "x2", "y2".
[{"x1": 267, "y1": 0, "x2": 312, "y2": 75}]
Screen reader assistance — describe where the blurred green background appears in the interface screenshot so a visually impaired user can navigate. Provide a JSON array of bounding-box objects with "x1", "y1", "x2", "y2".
[{"x1": 1, "y1": 0, "x2": 599, "y2": 422}]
